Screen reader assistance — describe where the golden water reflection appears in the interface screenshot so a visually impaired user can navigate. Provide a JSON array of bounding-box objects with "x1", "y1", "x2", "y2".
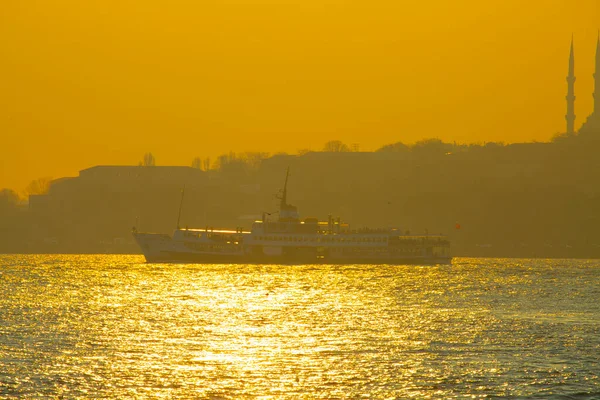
[{"x1": 0, "y1": 255, "x2": 599, "y2": 398}]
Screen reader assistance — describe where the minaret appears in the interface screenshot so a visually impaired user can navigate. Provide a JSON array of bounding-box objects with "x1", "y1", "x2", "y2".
[
  {"x1": 565, "y1": 36, "x2": 576, "y2": 134},
  {"x1": 594, "y1": 31, "x2": 600, "y2": 116}
]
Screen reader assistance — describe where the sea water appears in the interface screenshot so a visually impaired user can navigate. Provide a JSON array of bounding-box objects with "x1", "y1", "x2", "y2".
[{"x1": 0, "y1": 255, "x2": 599, "y2": 399}]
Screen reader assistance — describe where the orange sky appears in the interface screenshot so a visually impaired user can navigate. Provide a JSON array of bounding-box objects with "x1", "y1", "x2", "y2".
[{"x1": 0, "y1": 0, "x2": 598, "y2": 192}]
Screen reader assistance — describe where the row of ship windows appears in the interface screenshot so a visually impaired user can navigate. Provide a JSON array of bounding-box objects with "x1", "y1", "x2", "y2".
[
  {"x1": 341, "y1": 248, "x2": 428, "y2": 254},
  {"x1": 341, "y1": 247, "x2": 388, "y2": 254},
  {"x1": 254, "y1": 236, "x2": 387, "y2": 243},
  {"x1": 184, "y1": 243, "x2": 240, "y2": 252}
]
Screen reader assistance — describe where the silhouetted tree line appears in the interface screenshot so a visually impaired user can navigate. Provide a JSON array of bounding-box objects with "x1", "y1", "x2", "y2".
[
  {"x1": 184, "y1": 139, "x2": 510, "y2": 174},
  {"x1": 139, "y1": 152, "x2": 156, "y2": 167}
]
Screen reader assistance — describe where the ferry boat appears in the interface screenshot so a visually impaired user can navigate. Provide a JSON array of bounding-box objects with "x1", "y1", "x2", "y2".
[{"x1": 132, "y1": 170, "x2": 452, "y2": 265}]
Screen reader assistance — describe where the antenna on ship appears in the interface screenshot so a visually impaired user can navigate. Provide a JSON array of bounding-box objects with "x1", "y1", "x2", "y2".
[{"x1": 176, "y1": 185, "x2": 185, "y2": 230}]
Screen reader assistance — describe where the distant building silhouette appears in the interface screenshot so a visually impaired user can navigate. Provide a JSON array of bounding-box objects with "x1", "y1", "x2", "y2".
[
  {"x1": 578, "y1": 32, "x2": 600, "y2": 136},
  {"x1": 565, "y1": 36, "x2": 576, "y2": 135}
]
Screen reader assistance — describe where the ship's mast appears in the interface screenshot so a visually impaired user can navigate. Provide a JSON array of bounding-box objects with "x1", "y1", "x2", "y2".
[
  {"x1": 176, "y1": 186, "x2": 185, "y2": 229},
  {"x1": 278, "y1": 167, "x2": 299, "y2": 221},
  {"x1": 280, "y1": 167, "x2": 290, "y2": 210}
]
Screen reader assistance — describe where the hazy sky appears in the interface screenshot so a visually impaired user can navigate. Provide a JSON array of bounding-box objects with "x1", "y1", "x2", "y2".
[{"x1": 1, "y1": 0, "x2": 598, "y2": 192}]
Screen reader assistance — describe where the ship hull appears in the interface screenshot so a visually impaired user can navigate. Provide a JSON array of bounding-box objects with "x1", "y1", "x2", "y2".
[
  {"x1": 144, "y1": 253, "x2": 451, "y2": 265},
  {"x1": 134, "y1": 233, "x2": 451, "y2": 265}
]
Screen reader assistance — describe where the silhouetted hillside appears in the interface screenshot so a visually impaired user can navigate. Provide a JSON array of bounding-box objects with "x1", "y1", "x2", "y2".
[{"x1": 3, "y1": 133, "x2": 600, "y2": 258}]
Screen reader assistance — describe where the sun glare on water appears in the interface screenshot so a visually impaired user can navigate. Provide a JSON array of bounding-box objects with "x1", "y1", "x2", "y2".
[{"x1": 0, "y1": 255, "x2": 599, "y2": 398}]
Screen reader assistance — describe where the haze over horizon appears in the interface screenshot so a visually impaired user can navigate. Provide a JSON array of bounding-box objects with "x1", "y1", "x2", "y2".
[{"x1": 1, "y1": 0, "x2": 598, "y2": 192}]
